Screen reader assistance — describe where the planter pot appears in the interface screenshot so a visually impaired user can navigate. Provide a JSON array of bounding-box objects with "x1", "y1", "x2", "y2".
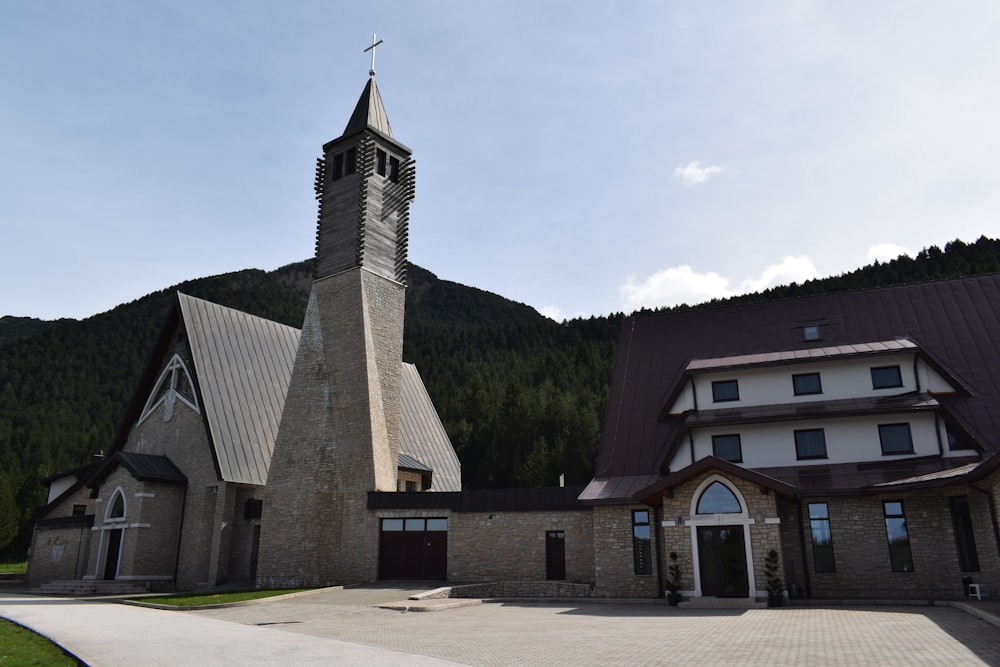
[
  {"x1": 666, "y1": 592, "x2": 682, "y2": 606},
  {"x1": 767, "y1": 593, "x2": 785, "y2": 608}
]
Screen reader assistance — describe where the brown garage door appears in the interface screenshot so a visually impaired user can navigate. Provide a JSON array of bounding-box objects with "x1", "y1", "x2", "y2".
[{"x1": 378, "y1": 517, "x2": 448, "y2": 579}]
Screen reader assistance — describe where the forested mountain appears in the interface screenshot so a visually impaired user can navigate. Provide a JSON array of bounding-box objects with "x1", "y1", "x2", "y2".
[{"x1": 1, "y1": 235, "x2": 998, "y2": 557}]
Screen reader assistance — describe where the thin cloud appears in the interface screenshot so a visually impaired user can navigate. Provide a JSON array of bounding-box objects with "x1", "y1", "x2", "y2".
[
  {"x1": 621, "y1": 256, "x2": 819, "y2": 311},
  {"x1": 867, "y1": 243, "x2": 913, "y2": 263},
  {"x1": 673, "y1": 161, "x2": 727, "y2": 187},
  {"x1": 539, "y1": 305, "x2": 564, "y2": 322}
]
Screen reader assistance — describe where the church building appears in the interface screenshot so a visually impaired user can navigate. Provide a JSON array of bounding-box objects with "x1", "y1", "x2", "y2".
[{"x1": 27, "y1": 51, "x2": 1000, "y2": 603}]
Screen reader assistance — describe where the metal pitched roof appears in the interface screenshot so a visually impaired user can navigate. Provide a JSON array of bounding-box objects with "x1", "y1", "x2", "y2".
[
  {"x1": 344, "y1": 76, "x2": 393, "y2": 138},
  {"x1": 399, "y1": 362, "x2": 462, "y2": 491},
  {"x1": 587, "y1": 274, "x2": 1000, "y2": 502},
  {"x1": 686, "y1": 339, "x2": 917, "y2": 372},
  {"x1": 115, "y1": 452, "x2": 187, "y2": 484},
  {"x1": 178, "y1": 293, "x2": 300, "y2": 485}
]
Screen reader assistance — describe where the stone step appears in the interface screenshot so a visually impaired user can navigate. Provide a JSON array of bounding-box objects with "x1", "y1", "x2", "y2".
[{"x1": 677, "y1": 597, "x2": 767, "y2": 610}]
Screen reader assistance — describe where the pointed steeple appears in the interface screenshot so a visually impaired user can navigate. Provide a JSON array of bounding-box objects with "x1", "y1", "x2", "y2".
[{"x1": 343, "y1": 76, "x2": 393, "y2": 138}]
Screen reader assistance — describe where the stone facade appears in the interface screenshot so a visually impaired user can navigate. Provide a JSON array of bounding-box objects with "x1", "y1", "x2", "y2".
[
  {"x1": 447, "y1": 510, "x2": 594, "y2": 583},
  {"x1": 593, "y1": 505, "x2": 660, "y2": 598},
  {"x1": 801, "y1": 487, "x2": 1000, "y2": 600},
  {"x1": 257, "y1": 268, "x2": 405, "y2": 588},
  {"x1": 659, "y1": 472, "x2": 784, "y2": 598}
]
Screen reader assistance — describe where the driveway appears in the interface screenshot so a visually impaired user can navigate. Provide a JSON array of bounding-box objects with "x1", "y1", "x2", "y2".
[{"x1": 3, "y1": 584, "x2": 1000, "y2": 666}]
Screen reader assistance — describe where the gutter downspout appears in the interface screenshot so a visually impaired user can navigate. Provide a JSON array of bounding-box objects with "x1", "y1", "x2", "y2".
[{"x1": 653, "y1": 503, "x2": 665, "y2": 599}]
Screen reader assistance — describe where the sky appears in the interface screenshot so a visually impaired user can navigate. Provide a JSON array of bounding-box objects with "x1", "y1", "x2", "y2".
[{"x1": 2, "y1": 2, "x2": 999, "y2": 322}]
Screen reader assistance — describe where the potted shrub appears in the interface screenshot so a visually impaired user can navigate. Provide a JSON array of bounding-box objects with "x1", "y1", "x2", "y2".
[
  {"x1": 764, "y1": 549, "x2": 785, "y2": 607},
  {"x1": 665, "y1": 551, "x2": 683, "y2": 605}
]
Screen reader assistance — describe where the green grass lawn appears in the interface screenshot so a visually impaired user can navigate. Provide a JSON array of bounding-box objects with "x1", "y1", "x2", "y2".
[
  {"x1": 0, "y1": 561, "x2": 27, "y2": 575},
  {"x1": 0, "y1": 618, "x2": 82, "y2": 666},
  {"x1": 149, "y1": 588, "x2": 311, "y2": 607}
]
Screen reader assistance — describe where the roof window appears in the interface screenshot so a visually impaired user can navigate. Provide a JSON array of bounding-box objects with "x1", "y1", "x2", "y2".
[{"x1": 803, "y1": 325, "x2": 821, "y2": 341}]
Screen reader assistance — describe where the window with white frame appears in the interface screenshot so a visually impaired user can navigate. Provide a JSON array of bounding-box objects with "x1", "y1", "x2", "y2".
[{"x1": 140, "y1": 354, "x2": 198, "y2": 422}]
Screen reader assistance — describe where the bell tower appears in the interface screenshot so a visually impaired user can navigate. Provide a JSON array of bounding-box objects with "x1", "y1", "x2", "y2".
[{"x1": 256, "y1": 38, "x2": 416, "y2": 587}]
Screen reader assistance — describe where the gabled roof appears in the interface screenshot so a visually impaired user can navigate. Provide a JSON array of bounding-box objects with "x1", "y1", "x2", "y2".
[
  {"x1": 635, "y1": 456, "x2": 797, "y2": 505},
  {"x1": 179, "y1": 293, "x2": 300, "y2": 486},
  {"x1": 344, "y1": 76, "x2": 394, "y2": 139},
  {"x1": 399, "y1": 362, "x2": 462, "y2": 491},
  {"x1": 583, "y1": 274, "x2": 1000, "y2": 503}
]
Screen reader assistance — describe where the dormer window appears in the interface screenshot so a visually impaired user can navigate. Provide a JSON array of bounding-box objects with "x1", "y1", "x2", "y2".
[
  {"x1": 803, "y1": 325, "x2": 821, "y2": 341},
  {"x1": 871, "y1": 365, "x2": 903, "y2": 389},
  {"x1": 140, "y1": 354, "x2": 199, "y2": 423},
  {"x1": 711, "y1": 379, "x2": 739, "y2": 402}
]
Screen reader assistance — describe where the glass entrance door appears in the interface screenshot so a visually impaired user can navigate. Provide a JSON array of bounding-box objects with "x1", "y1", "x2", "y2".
[{"x1": 697, "y1": 525, "x2": 749, "y2": 597}]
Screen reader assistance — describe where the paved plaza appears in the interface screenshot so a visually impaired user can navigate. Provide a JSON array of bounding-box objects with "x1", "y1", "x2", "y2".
[{"x1": 2, "y1": 584, "x2": 1000, "y2": 666}]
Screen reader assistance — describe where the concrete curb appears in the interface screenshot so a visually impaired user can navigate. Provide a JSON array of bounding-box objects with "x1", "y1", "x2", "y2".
[{"x1": 119, "y1": 585, "x2": 344, "y2": 611}]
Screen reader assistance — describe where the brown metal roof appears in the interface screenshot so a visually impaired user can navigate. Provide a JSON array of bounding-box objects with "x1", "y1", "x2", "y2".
[
  {"x1": 586, "y1": 274, "x2": 1000, "y2": 502},
  {"x1": 686, "y1": 338, "x2": 917, "y2": 372},
  {"x1": 680, "y1": 393, "x2": 939, "y2": 429},
  {"x1": 179, "y1": 293, "x2": 300, "y2": 486}
]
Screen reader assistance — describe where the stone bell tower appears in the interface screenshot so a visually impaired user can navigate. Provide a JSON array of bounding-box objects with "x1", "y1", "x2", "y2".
[{"x1": 256, "y1": 41, "x2": 416, "y2": 587}]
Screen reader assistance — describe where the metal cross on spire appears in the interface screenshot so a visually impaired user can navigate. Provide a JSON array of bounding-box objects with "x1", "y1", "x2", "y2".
[{"x1": 364, "y1": 33, "x2": 384, "y2": 77}]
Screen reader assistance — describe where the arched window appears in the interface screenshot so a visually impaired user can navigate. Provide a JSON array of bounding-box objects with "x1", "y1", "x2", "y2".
[
  {"x1": 140, "y1": 354, "x2": 198, "y2": 422},
  {"x1": 107, "y1": 490, "x2": 126, "y2": 521},
  {"x1": 696, "y1": 481, "x2": 742, "y2": 514}
]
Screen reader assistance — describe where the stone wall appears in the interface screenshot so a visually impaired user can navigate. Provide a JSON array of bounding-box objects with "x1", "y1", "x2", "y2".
[
  {"x1": 257, "y1": 269, "x2": 404, "y2": 588},
  {"x1": 447, "y1": 509, "x2": 594, "y2": 583},
  {"x1": 803, "y1": 487, "x2": 1000, "y2": 599},
  {"x1": 593, "y1": 505, "x2": 660, "y2": 598},
  {"x1": 659, "y1": 471, "x2": 784, "y2": 598},
  {"x1": 126, "y1": 397, "x2": 218, "y2": 590}
]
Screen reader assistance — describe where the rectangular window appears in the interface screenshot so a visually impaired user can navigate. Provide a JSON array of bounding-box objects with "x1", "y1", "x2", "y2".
[
  {"x1": 376, "y1": 148, "x2": 387, "y2": 176},
  {"x1": 792, "y1": 372, "x2": 822, "y2": 395},
  {"x1": 632, "y1": 510, "x2": 652, "y2": 575},
  {"x1": 803, "y1": 325, "x2": 821, "y2": 341},
  {"x1": 883, "y1": 501, "x2": 914, "y2": 572},
  {"x1": 332, "y1": 153, "x2": 344, "y2": 180},
  {"x1": 389, "y1": 156, "x2": 400, "y2": 183},
  {"x1": 382, "y1": 518, "x2": 404, "y2": 531},
  {"x1": 405, "y1": 480, "x2": 417, "y2": 492},
  {"x1": 712, "y1": 434, "x2": 743, "y2": 463},
  {"x1": 795, "y1": 428, "x2": 827, "y2": 459},
  {"x1": 72, "y1": 504, "x2": 87, "y2": 517},
  {"x1": 949, "y1": 496, "x2": 980, "y2": 572},
  {"x1": 871, "y1": 365, "x2": 903, "y2": 389},
  {"x1": 879, "y1": 423, "x2": 914, "y2": 454},
  {"x1": 711, "y1": 379, "x2": 739, "y2": 402},
  {"x1": 345, "y1": 147, "x2": 357, "y2": 175},
  {"x1": 244, "y1": 499, "x2": 263, "y2": 520},
  {"x1": 808, "y1": 503, "x2": 836, "y2": 573}
]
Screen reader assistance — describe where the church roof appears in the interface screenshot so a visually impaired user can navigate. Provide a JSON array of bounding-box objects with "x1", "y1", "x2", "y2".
[
  {"x1": 179, "y1": 293, "x2": 300, "y2": 486},
  {"x1": 178, "y1": 293, "x2": 458, "y2": 489},
  {"x1": 582, "y1": 274, "x2": 1000, "y2": 503},
  {"x1": 343, "y1": 76, "x2": 394, "y2": 138},
  {"x1": 400, "y1": 362, "x2": 462, "y2": 491}
]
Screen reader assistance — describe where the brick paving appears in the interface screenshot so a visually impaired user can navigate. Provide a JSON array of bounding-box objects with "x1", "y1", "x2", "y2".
[{"x1": 195, "y1": 587, "x2": 1000, "y2": 666}]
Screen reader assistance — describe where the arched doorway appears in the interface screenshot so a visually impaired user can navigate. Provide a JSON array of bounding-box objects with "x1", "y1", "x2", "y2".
[
  {"x1": 689, "y1": 477, "x2": 754, "y2": 598},
  {"x1": 102, "y1": 489, "x2": 126, "y2": 580}
]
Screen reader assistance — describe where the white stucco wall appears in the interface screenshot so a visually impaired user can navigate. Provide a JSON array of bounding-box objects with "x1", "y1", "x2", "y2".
[{"x1": 669, "y1": 411, "x2": 947, "y2": 470}]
